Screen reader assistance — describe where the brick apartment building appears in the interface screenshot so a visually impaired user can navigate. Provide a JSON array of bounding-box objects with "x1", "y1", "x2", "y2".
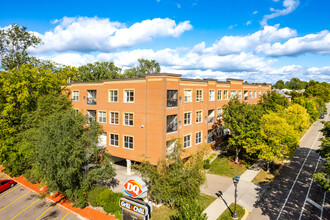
[{"x1": 66, "y1": 73, "x2": 271, "y2": 174}]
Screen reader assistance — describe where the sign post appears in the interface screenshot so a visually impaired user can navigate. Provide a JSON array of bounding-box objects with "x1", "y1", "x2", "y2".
[{"x1": 120, "y1": 176, "x2": 152, "y2": 220}]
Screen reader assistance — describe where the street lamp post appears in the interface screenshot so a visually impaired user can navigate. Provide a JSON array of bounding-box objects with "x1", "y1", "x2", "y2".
[{"x1": 232, "y1": 175, "x2": 240, "y2": 219}]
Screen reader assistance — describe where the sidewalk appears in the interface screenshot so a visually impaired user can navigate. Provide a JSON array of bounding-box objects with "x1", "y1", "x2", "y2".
[
  {"x1": 203, "y1": 160, "x2": 265, "y2": 220},
  {"x1": 0, "y1": 166, "x2": 115, "y2": 220}
]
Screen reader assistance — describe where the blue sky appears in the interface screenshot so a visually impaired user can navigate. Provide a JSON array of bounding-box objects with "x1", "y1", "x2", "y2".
[{"x1": 1, "y1": 0, "x2": 330, "y2": 83}]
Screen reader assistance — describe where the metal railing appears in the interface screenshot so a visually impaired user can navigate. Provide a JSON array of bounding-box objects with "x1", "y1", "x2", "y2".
[{"x1": 167, "y1": 98, "x2": 178, "y2": 107}]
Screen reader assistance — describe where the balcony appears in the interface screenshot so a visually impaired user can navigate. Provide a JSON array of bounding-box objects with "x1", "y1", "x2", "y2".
[
  {"x1": 167, "y1": 115, "x2": 177, "y2": 133},
  {"x1": 208, "y1": 110, "x2": 215, "y2": 124},
  {"x1": 167, "y1": 90, "x2": 178, "y2": 108},
  {"x1": 87, "y1": 90, "x2": 97, "y2": 105}
]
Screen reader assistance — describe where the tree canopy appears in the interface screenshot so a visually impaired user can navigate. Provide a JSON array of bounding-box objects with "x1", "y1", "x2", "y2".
[
  {"x1": 280, "y1": 104, "x2": 310, "y2": 134},
  {"x1": 77, "y1": 61, "x2": 122, "y2": 82},
  {"x1": 0, "y1": 24, "x2": 42, "y2": 70}
]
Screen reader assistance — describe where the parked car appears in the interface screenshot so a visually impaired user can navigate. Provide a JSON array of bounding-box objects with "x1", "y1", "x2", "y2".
[
  {"x1": 0, "y1": 180, "x2": 16, "y2": 193},
  {"x1": 319, "y1": 114, "x2": 325, "y2": 119}
]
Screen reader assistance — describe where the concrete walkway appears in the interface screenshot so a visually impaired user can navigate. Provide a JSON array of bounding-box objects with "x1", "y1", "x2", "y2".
[{"x1": 203, "y1": 160, "x2": 265, "y2": 220}]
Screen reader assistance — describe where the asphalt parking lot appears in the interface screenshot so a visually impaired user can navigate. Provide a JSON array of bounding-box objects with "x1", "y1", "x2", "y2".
[{"x1": 0, "y1": 173, "x2": 80, "y2": 220}]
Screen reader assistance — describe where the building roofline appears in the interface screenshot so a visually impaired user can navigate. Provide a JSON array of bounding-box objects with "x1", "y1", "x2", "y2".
[{"x1": 226, "y1": 78, "x2": 244, "y2": 82}]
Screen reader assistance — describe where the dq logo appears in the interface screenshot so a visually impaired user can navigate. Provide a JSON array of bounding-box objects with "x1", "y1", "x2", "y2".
[
  {"x1": 123, "y1": 176, "x2": 148, "y2": 198},
  {"x1": 124, "y1": 180, "x2": 143, "y2": 198}
]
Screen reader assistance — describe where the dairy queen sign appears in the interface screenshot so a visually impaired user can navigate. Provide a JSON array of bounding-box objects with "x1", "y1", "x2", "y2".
[{"x1": 119, "y1": 176, "x2": 152, "y2": 220}]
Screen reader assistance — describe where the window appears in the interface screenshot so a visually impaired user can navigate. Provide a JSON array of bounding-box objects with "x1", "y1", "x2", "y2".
[
  {"x1": 196, "y1": 111, "x2": 202, "y2": 123},
  {"x1": 124, "y1": 136, "x2": 134, "y2": 149},
  {"x1": 217, "y1": 108, "x2": 222, "y2": 119},
  {"x1": 238, "y1": 90, "x2": 242, "y2": 99},
  {"x1": 184, "y1": 90, "x2": 192, "y2": 103},
  {"x1": 167, "y1": 115, "x2": 177, "y2": 133},
  {"x1": 166, "y1": 140, "x2": 176, "y2": 155},
  {"x1": 87, "y1": 90, "x2": 97, "y2": 105},
  {"x1": 87, "y1": 110, "x2": 96, "y2": 124},
  {"x1": 74, "y1": 109, "x2": 79, "y2": 115},
  {"x1": 110, "y1": 112, "x2": 119, "y2": 125},
  {"x1": 184, "y1": 135, "x2": 191, "y2": 149},
  {"x1": 167, "y1": 90, "x2": 178, "y2": 107},
  {"x1": 109, "y1": 90, "x2": 118, "y2": 102},
  {"x1": 184, "y1": 112, "x2": 192, "y2": 125},
  {"x1": 196, "y1": 90, "x2": 203, "y2": 102},
  {"x1": 72, "y1": 91, "x2": 79, "y2": 101},
  {"x1": 98, "y1": 111, "x2": 106, "y2": 123},
  {"x1": 208, "y1": 110, "x2": 215, "y2": 124},
  {"x1": 223, "y1": 90, "x2": 228, "y2": 100},
  {"x1": 196, "y1": 132, "x2": 202, "y2": 145},
  {"x1": 208, "y1": 129, "x2": 215, "y2": 143},
  {"x1": 231, "y1": 90, "x2": 237, "y2": 99},
  {"x1": 124, "y1": 113, "x2": 134, "y2": 126},
  {"x1": 249, "y1": 90, "x2": 252, "y2": 99},
  {"x1": 124, "y1": 90, "x2": 134, "y2": 103},
  {"x1": 110, "y1": 134, "x2": 119, "y2": 147},
  {"x1": 244, "y1": 90, "x2": 248, "y2": 101},
  {"x1": 258, "y1": 91, "x2": 261, "y2": 98},
  {"x1": 217, "y1": 90, "x2": 222, "y2": 100},
  {"x1": 254, "y1": 90, "x2": 257, "y2": 99},
  {"x1": 209, "y1": 90, "x2": 215, "y2": 101}
]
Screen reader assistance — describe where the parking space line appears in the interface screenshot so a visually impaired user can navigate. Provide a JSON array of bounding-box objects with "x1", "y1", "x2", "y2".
[
  {"x1": 0, "y1": 185, "x2": 20, "y2": 199},
  {"x1": 10, "y1": 198, "x2": 40, "y2": 220},
  {"x1": 0, "y1": 191, "x2": 30, "y2": 212},
  {"x1": 35, "y1": 203, "x2": 55, "y2": 220},
  {"x1": 61, "y1": 212, "x2": 70, "y2": 220}
]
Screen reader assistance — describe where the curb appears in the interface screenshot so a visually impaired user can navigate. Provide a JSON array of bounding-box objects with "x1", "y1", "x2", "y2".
[
  {"x1": 1, "y1": 172, "x2": 87, "y2": 220},
  {"x1": 241, "y1": 208, "x2": 250, "y2": 220}
]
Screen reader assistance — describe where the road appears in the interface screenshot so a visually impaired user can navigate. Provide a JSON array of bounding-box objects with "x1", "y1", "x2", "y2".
[{"x1": 249, "y1": 103, "x2": 330, "y2": 220}]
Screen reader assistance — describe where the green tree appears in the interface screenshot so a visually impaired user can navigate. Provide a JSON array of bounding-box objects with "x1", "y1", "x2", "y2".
[
  {"x1": 305, "y1": 82, "x2": 330, "y2": 103},
  {"x1": 285, "y1": 78, "x2": 306, "y2": 90},
  {"x1": 222, "y1": 99, "x2": 264, "y2": 163},
  {"x1": 314, "y1": 121, "x2": 330, "y2": 192},
  {"x1": 133, "y1": 141, "x2": 206, "y2": 207},
  {"x1": 273, "y1": 80, "x2": 286, "y2": 89},
  {"x1": 0, "y1": 24, "x2": 42, "y2": 70},
  {"x1": 31, "y1": 109, "x2": 115, "y2": 206},
  {"x1": 170, "y1": 199, "x2": 207, "y2": 220},
  {"x1": 247, "y1": 112, "x2": 299, "y2": 172},
  {"x1": 293, "y1": 97, "x2": 319, "y2": 122},
  {"x1": 123, "y1": 59, "x2": 161, "y2": 78},
  {"x1": 77, "y1": 61, "x2": 122, "y2": 82},
  {"x1": 280, "y1": 104, "x2": 310, "y2": 134},
  {"x1": 0, "y1": 63, "x2": 77, "y2": 175},
  {"x1": 259, "y1": 90, "x2": 289, "y2": 112}
]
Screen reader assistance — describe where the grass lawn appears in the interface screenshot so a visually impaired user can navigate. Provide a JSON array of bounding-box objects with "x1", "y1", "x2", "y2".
[
  {"x1": 252, "y1": 159, "x2": 285, "y2": 185},
  {"x1": 208, "y1": 156, "x2": 248, "y2": 178},
  {"x1": 217, "y1": 203, "x2": 245, "y2": 220},
  {"x1": 150, "y1": 194, "x2": 216, "y2": 219}
]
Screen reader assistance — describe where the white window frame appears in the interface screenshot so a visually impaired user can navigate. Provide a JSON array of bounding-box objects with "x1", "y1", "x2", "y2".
[
  {"x1": 124, "y1": 113, "x2": 134, "y2": 126},
  {"x1": 196, "y1": 111, "x2": 202, "y2": 123},
  {"x1": 184, "y1": 134, "x2": 191, "y2": 149},
  {"x1": 209, "y1": 90, "x2": 215, "y2": 101},
  {"x1": 72, "y1": 91, "x2": 79, "y2": 101},
  {"x1": 184, "y1": 90, "x2": 192, "y2": 103},
  {"x1": 124, "y1": 136, "x2": 134, "y2": 149},
  {"x1": 124, "y1": 90, "x2": 134, "y2": 103},
  {"x1": 109, "y1": 90, "x2": 118, "y2": 102},
  {"x1": 110, "y1": 133, "x2": 119, "y2": 147},
  {"x1": 217, "y1": 90, "x2": 222, "y2": 100},
  {"x1": 98, "y1": 111, "x2": 107, "y2": 123},
  {"x1": 196, "y1": 131, "x2": 202, "y2": 145},
  {"x1": 249, "y1": 90, "x2": 252, "y2": 99},
  {"x1": 223, "y1": 90, "x2": 228, "y2": 100},
  {"x1": 254, "y1": 90, "x2": 257, "y2": 99},
  {"x1": 217, "y1": 108, "x2": 222, "y2": 119},
  {"x1": 238, "y1": 90, "x2": 242, "y2": 99},
  {"x1": 196, "y1": 90, "x2": 203, "y2": 102},
  {"x1": 231, "y1": 90, "x2": 237, "y2": 99},
  {"x1": 110, "y1": 112, "x2": 119, "y2": 125},
  {"x1": 184, "y1": 112, "x2": 192, "y2": 126}
]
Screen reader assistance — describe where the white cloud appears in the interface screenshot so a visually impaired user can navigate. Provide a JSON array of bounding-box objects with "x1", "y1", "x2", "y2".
[
  {"x1": 193, "y1": 25, "x2": 296, "y2": 55},
  {"x1": 253, "y1": 11, "x2": 258, "y2": 15},
  {"x1": 261, "y1": 0, "x2": 300, "y2": 26},
  {"x1": 177, "y1": 3, "x2": 181, "y2": 8},
  {"x1": 246, "y1": 21, "x2": 252, "y2": 26},
  {"x1": 30, "y1": 16, "x2": 192, "y2": 53},
  {"x1": 256, "y1": 30, "x2": 330, "y2": 56}
]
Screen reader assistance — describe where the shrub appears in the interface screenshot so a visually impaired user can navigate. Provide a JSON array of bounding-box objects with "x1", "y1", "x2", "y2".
[
  {"x1": 87, "y1": 186, "x2": 107, "y2": 207},
  {"x1": 204, "y1": 159, "x2": 211, "y2": 169}
]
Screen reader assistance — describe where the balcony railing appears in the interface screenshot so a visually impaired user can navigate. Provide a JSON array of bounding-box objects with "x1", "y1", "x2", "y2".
[
  {"x1": 87, "y1": 97, "x2": 97, "y2": 105},
  {"x1": 167, "y1": 99, "x2": 178, "y2": 107},
  {"x1": 166, "y1": 122, "x2": 177, "y2": 133}
]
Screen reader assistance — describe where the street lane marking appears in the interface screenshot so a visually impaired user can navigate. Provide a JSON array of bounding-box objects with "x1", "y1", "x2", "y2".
[
  {"x1": 61, "y1": 212, "x2": 69, "y2": 220},
  {"x1": 320, "y1": 192, "x2": 326, "y2": 220},
  {"x1": 0, "y1": 191, "x2": 30, "y2": 212},
  {"x1": 306, "y1": 198, "x2": 322, "y2": 210},
  {"x1": 0, "y1": 185, "x2": 20, "y2": 198},
  {"x1": 10, "y1": 198, "x2": 40, "y2": 220},
  {"x1": 298, "y1": 156, "x2": 322, "y2": 220},
  {"x1": 276, "y1": 129, "x2": 321, "y2": 220},
  {"x1": 35, "y1": 204, "x2": 55, "y2": 220}
]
